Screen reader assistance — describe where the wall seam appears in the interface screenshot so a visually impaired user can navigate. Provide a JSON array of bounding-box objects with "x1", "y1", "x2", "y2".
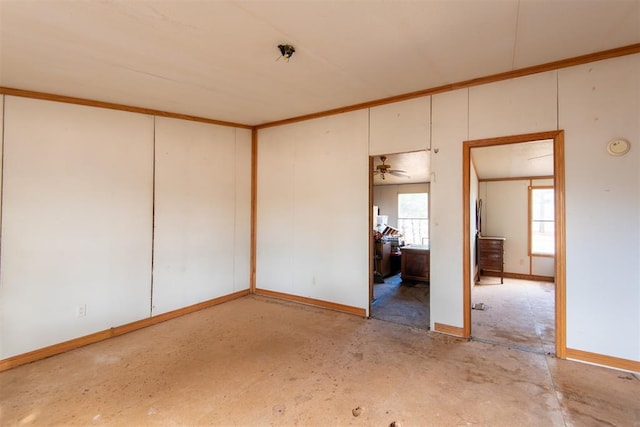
[
  {"x1": 467, "y1": 88, "x2": 470, "y2": 140},
  {"x1": 529, "y1": 178, "x2": 533, "y2": 275},
  {"x1": 429, "y1": 96, "x2": 433, "y2": 151},
  {"x1": 233, "y1": 129, "x2": 238, "y2": 292},
  {"x1": 150, "y1": 116, "x2": 157, "y2": 317},
  {"x1": 367, "y1": 108, "x2": 371, "y2": 154},
  {"x1": 556, "y1": 70, "x2": 560, "y2": 131},
  {"x1": 0, "y1": 95, "x2": 5, "y2": 292}
]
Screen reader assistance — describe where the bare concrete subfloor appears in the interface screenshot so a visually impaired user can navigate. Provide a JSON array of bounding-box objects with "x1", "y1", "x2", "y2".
[
  {"x1": 2, "y1": 295, "x2": 639, "y2": 426},
  {"x1": 472, "y1": 277, "x2": 555, "y2": 355}
]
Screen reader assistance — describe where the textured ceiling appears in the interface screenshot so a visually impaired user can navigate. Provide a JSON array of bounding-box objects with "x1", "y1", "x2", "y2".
[
  {"x1": 1, "y1": 1, "x2": 639, "y2": 126},
  {"x1": 373, "y1": 140, "x2": 553, "y2": 185},
  {"x1": 471, "y1": 139, "x2": 554, "y2": 180},
  {"x1": 373, "y1": 151, "x2": 430, "y2": 185}
]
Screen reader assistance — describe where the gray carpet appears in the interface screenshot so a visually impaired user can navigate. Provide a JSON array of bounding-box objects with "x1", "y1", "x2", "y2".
[{"x1": 371, "y1": 273, "x2": 430, "y2": 330}]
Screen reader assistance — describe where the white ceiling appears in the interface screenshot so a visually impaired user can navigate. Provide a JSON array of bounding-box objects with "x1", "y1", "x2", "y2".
[
  {"x1": 1, "y1": 1, "x2": 639, "y2": 126},
  {"x1": 372, "y1": 140, "x2": 553, "y2": 185},
  {"x1": 373, "y1": 151, "x2": 430, "y2": 185},
  {"x1": 471, "y1": 139, "x2": 554, "y2": 180}
]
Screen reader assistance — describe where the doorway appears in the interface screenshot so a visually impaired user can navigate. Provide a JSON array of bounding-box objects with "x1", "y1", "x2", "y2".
[
  {"x1": 369, "y1": 150, "x2": 430, "y2": 329},
  {"x1": 462, "y1": 131, "x2": 566, "y2": 358}
]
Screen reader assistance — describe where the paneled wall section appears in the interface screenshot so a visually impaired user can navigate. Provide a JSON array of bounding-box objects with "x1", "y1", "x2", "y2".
[
  {"x1": 0, "y1": 98, "x2": 155, "y2": 358},
  {"x1": 1, "y1": 53, "x2": 638, "y2": 367},
  {"x1": 430, "y1": 88, "x2": 469, "y2": 329},
  {"x1": 255, "y1": 53, "x2": 639, "y2": 364},
  {"x1": 257, "y1": 111, "x2": 369, "y2": 310},
  {"x1": 0, "y1": 97, "x2": 251, "y2": 359},
  {"x1": 152, "y1": 118, "x2": 250, "y2": 315},
  {"x1": 559, "y1": 54, "x2": 640, "y2": 359}
]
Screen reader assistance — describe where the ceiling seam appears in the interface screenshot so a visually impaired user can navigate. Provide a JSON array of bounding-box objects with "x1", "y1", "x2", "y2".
[
  {"x1": 255, "y1": 44, "x2": 640, "y2": 129},
  {"x1": 1, "y1": 44, "x2": 638, "y2": 130},
  {"x1": 512, "y1": 0, "x2": 521, "y2": 69}
]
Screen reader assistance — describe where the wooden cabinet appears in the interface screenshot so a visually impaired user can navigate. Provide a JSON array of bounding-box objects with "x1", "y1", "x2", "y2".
[
  {"x1": 401, "y1": 245, "x2": 430, "y2": 283},
  {"x1": 478, "y1": 236, "x2": 506, "y2": 283},
  {"x1": 375, "y1": 242, "x2": 391, "y2": 277}
]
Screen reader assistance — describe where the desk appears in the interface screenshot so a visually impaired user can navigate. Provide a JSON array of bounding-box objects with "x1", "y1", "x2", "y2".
[{"x1": 401, "y1": 245, "x2": 430, "y2": 283}]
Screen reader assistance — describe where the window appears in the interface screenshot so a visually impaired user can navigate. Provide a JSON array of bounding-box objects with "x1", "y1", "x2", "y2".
[
  {"x1": 398, "y1": 193, "x2": 428, "y2": 245},
  {"x1": 530, "y1": 187, "x2": 554, "y2": 256}
]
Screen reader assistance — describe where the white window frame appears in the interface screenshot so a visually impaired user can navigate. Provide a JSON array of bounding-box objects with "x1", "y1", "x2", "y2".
[
  {"x1": 529, "y1": 186, "x2": 555, "y2": 257},
  {"x1": 397, "y1": 192, "x2": 429, "y2": 246}
]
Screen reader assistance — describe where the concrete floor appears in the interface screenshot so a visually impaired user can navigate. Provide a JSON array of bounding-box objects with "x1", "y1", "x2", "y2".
[
  {"x1": 472, "y1": 277, "x2": 556, "y2": 355},
  {"x1": 2, "y1": 295, "x2": 639, "y2": 426}
]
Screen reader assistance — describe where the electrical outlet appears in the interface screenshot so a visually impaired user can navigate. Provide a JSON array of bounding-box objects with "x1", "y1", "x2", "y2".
[{"x1": 77, "y1": 304, "x2": 87, "y2": 317}]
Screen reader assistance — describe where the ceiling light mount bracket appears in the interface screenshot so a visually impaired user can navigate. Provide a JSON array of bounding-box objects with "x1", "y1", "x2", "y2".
[{"x1": 277, "y1": 44, "x2": 296, "y2": 61}]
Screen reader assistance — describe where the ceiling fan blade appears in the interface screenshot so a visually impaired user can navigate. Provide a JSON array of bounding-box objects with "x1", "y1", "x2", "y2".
[
  {"x1": 373, "y1": 170, "x2": 380, "y2": 175},
  {"x1": 389, "y1": 170, "x2": 410, "y2": 178},
  {"x1": 528, "y1": 153, "x2": 553, "y2": 160}
]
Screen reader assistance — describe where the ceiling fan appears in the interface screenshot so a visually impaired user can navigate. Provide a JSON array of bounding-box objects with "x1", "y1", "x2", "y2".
[{"x1": 373, "y1": 156, "x2": 410, "y2": 180}]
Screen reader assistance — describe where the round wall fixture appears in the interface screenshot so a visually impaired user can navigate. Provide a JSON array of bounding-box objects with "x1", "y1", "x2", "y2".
[{"x1": 606, "y1": 138, "x2": 631, "y2": 156}]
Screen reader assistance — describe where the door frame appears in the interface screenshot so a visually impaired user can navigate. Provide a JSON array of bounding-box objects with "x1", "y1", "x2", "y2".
[
  {"x1": 462, "y1": 130, "x2": 566, "y2": 358},
  {"x1": 369, "y1": 156, "x2": 374, "y2": 315}
]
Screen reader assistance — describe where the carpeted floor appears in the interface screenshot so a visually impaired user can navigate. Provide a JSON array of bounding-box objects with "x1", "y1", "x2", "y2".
[{"x1": 371, "y1": 273, "x2": 430, "y2": 329}]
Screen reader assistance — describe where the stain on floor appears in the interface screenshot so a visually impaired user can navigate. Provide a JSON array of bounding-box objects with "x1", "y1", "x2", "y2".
[{"x1": 1, "y1": 295, "x2": 638, "y2": 426}]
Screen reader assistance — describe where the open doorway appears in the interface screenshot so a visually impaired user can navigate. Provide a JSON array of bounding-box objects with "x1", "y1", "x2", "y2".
[
  {"x1": 472, "y1": 140, "x2": 555, "y2": 354},
  {"x1": 369, "y1": 150, "x2": 431, "y2": 330},
  {"x1": 462, "y1": 131, "x2": 566, "y2": 358}
]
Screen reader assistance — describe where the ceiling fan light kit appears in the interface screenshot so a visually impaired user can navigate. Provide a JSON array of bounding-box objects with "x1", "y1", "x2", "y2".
[{"x1": 373, "y1": 155, "x2": 410, "y2": 180}]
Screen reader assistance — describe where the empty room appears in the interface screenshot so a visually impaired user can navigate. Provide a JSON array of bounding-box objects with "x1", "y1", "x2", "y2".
[{"x1": 1, "y1": 1, "x2": 639, "y2": 425}]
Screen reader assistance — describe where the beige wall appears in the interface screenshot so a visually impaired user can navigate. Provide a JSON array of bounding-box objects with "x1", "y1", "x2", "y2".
[
  {"x1": 469, "y1": 160, "x2": 479, "y2": 283},
  {"x1": 430, "y1": 88, "x2": 468, "y2": 329},
  {"x1": 257, "y1": 111, "x2": 369, "y2": 309},
  {"x1": 431, "y1": 70, "x2": 559, "y2": 331},
  {"x1": 369, "y1": 97, "x2": 431, "y2": 155},
  {"x1": 1, "y1": 53, "x2": 638, "y2": 365},
  {"x1": 0, "y1": 97, "x2": 251, "y2": 359},
  {"x1": 152, "y1": 117, "x2": 251, "y2": 315},
  {"x1": 479, "y1": 178, "x2": 554, "y2": 277},
  {"x1": 431, "y1": 55, "x2": 639, "y2": 361},
  {"x1": 1, "y1": 97, "x2": 154, "y2": 357},
  {"x1": 559, "y1": 54, "x2": 639, "y2": 358}
]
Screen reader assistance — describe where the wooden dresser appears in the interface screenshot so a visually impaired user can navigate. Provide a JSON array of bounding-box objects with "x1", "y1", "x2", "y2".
[
  {"x1": 477, "y1": 236, "x2": 506, "y2": 283},
  {"x1": 401, "y1": 245, "x2": 430, "y2": 283}
]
